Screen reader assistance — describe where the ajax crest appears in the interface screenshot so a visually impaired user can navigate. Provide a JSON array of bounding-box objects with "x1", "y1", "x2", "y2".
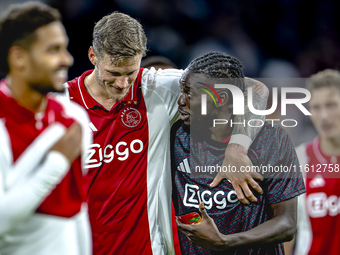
[{"x1": 120, "y1": 107, "x2": 142, "y2": 128}]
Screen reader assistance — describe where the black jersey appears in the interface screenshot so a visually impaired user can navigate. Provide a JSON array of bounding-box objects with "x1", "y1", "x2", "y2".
[{"x1": 171, "y1": 121, "x2": 305, "y2": 255}]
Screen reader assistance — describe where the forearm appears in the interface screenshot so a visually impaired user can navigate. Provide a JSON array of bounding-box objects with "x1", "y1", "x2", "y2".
[
  {"x1": 231, "y1": 78, "x2": 269, "y2": 143},
  {"x1": 220, "y1": 198, "x2": 297, "y2": 250},
  {"x1": 0, "y1": 151, "x2": 70, "y2": 234},
  {"x1": 221, "y1": 214, "x2": 295, "y2": 250}
]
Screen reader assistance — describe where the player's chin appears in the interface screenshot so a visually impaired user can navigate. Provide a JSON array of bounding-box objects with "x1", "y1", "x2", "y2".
[
  {"x1": 324, "y1": 131, "x2": 339, "y2": 140},
  {"x1": 52, "y1": 81, "x2": 66, "y2": 93},
  {"x1": 183, "y1": 118, "x2": 191, "y2": 126},
  {"x1": 111, "y1": 92, "x2": 128, "y2": 101},
  {"x1": 53, "y1": 72, "x2": 68, "y2": 85},
  {"x1": 31, "y1": 82, "x2": 63, "y2": 95}
]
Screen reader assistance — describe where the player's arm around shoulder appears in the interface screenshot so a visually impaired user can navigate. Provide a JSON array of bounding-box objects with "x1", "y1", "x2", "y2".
[
  {"x1": 212, "y1": 78, "x2": 269, "y2": 204},
  {"x1": 141, "y1": 67, "x2": 183, "y2": 120}
]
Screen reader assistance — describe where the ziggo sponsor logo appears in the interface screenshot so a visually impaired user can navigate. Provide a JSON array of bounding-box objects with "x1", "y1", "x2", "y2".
[
  {"x1": 85, "y1": 139, "x2": 143, "y2": 169},
  {"x1": 184, "y1": 183, "x2": 238, "y2": 210},
  {"x1": 307, "y1": 192, "x2": 340, "y2": 218}
]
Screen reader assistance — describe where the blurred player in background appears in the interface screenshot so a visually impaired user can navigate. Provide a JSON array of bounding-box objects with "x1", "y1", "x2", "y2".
[
  {"x1": 0, "y1": 2, "x2": 92, "y2": 254},
  {"x1": 141, "y1": 55, "x2": 178, "y2": 70},
  {"x1": 287, "y1": 69, "x2": 340, "y2": 255},
  {"x1": 65, "y1": 11, "x2": 268, "y2": 254},
  {"x1": 173, "y1": 52, "x2": 305, "y2": 255}
]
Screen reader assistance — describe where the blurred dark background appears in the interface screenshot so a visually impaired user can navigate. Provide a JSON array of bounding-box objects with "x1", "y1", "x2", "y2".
[
  {"x1": 2, "y1": 0, "x2": 340, "y2": 79},
  {"x1": 52, "y1": 0, "x2": 340, "y2": 80},
  {"x1": 1, "y1": 0, "x2": 340, "y2": 145}
]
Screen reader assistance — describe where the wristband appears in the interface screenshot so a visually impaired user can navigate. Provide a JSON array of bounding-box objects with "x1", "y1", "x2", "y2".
[{"x1": 229, "y1": 134, "x2": 253, "y2": 150}]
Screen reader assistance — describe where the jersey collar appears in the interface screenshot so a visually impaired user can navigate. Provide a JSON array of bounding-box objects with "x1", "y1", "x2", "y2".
[
  {"x1": 78, "y1": 69, "x2": 143, "y2": 110},
  {"x1": 0, "y1": 79, "x2": 12, "y2": 96},
  {"x1": 313, "y1": 136, "x2": 340, "y2": 164}
]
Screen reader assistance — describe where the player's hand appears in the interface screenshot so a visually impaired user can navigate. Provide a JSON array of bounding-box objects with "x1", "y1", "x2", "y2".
[
  {"x1": 176, "y1": 202, "x2": 226, "y2": 251},
  {"x1": 50, "y1": 123, "x2": 82, "y2": 163},
  {"x1": 210, "y1": 143, "x2": 263, "y2": 205}
]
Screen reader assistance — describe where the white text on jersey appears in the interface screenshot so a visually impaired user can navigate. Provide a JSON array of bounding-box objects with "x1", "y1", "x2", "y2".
[
  {"x1": 184, "y1": 183, "x2": 238, "y2": 210},
  {"x1": 85, "y1": 139, "x2": 143, "y2": 168}
]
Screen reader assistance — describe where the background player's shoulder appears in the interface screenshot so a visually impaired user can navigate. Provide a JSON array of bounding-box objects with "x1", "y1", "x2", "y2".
[
  {"x1": 0, "y1": 117, "x2": 13, "y2": 169},
  {"x1": 0, "y1": 87, "x2": 12, "y2": 114},
  {"x1": 66, "y1": 76, "x2": 79, "y2": 91},
  {"x1": 65, "y1": 77, "x2": 81, "y2": 99},
  {"x1": 52, "y1": 96, "x2": 89, "y2": 125},
  {"x1": 0, "y1": 92, "x2": 6, "y2": 114}
]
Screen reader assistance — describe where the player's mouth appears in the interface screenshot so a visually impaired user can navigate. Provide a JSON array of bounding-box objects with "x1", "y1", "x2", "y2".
[
  {"x1": 54, "y1": 69, "x2": 68, "y2": 83},
  {"x1": 108, "y1": 83, "x2": 132, "y2": 94},
  {"x1": 109, "y1": 85, "x2": 126, "y2": 93},
  {"x1": 178, "y1": 108, "x2": 190, "y2": 121},
  {"x1": 321, "y1": 123, "x2": 334, "y2": 132}
]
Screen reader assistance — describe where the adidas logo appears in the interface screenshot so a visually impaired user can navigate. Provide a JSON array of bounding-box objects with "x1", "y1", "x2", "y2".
[
  {"x1": 177, "y1": 158, "x2": 191, "y2": 174},
  {"x1": 88, "y1": 122, "x2": 98, "y2": 132},
  {"x1": 309, "y1": 174, "x2": 325, "y2": 188}
]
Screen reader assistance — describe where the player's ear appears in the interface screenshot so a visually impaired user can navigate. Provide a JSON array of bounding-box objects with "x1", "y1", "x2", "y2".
[
  {"x1": 8, "y1": 46, "x2": 29, "y2": 72},
  {"x1": 88, "y1": 46, "x2": 97, "y2": 66},
  {"x1": 218, "y1": 91, "x2": 229, "y2": 106}
]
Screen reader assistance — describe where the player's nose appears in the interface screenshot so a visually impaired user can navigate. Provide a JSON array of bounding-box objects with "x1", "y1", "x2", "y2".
[
  {"x1": 116, "y1": 76, "x2": 129, "y2": 89},
  {"x1": 320, "y1": 108, "x2": 329, "y2": 120},
  {"x1": 60, "y1": 49, "x2": 74, "y2": 68},
  {"x1": 178, "y1": 93, "x2": 186, "y2": 106}
]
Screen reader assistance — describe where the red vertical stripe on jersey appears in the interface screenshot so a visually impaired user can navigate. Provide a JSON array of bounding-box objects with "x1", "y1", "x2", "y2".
[{"x1": 68, "y1": 69, "x2": 153, "y2": 254}]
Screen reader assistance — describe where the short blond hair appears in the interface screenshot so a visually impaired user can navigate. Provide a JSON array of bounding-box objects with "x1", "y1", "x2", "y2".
[
  {"x1": 307, "y1": 69, "x2": 340, "y2": 92},
  {"x1": 92, "y1": 11, "x2": 147, "y2": 63}
]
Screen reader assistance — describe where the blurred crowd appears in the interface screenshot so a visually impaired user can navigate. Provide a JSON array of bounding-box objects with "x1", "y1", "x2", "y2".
[
  {"x1": 2, "y1": 0, "x2": 340, "y2": 145},
  {"x1": 46, "y1": 0, "x2": 340, "y2": 78}
]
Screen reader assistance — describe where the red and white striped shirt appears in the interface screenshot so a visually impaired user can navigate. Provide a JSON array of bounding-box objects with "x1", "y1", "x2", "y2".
[
  {"x1": 295, "y1": 137, "x2": 340, "y2": 255},
  {"x1": 0, "y1": 80, "x2": 92, "y2": 255}
]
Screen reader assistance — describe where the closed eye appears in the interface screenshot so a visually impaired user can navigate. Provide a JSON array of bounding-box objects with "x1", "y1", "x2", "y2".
[{"x1": 106, "y1": 70, "x2": 138, "y2": 76}]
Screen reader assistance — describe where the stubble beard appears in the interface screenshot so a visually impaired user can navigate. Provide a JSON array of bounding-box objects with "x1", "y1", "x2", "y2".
[
  {"x1": 31, "y1": 82, "x2": 65, "y2": 95},
  {"x1": 95, "y1": 70, "x2": 131, "y2": 102}
]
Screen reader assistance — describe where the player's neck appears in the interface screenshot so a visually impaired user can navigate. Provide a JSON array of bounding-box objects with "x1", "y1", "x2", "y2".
[
  {"x1": 7, "y1": 76, "x2": 47, "y2": 113},
  {"x1": 320, "y1": 136, "x2": 340, "y2": 156},
  {"x1": 84, "y1": 72, "x2": 116, "y2": 110}
]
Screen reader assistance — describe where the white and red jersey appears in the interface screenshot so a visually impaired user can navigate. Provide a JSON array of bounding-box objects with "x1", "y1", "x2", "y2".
[
  {"x1": 0, "y1": 80, "x2": 92, "y2": 255},
  {"x1": 295, "y1": 136, "x2": 340, "y2": 255},
  {"x1": 66, "y1": 67, "x2": 182, "y2": 255}
]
